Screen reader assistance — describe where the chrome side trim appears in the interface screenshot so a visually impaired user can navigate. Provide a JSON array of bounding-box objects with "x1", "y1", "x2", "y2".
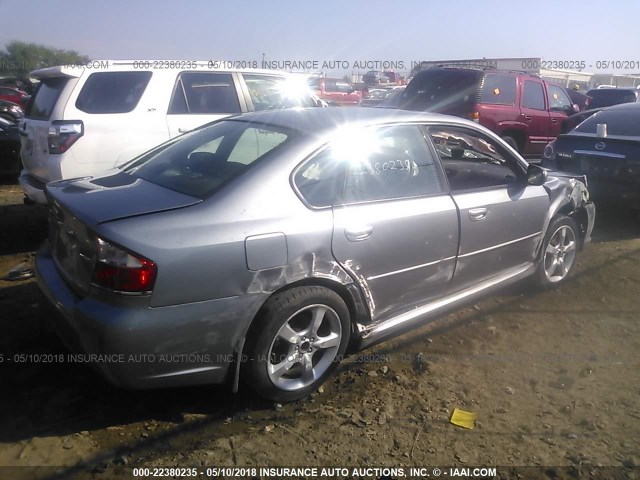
[
  {"x1": 144, "y1": 365, "x2": 222, "y2": 379},
  {"x1": 573, "y1": 150, "x2": 625, "y2": 159},
  {"x1": 458, "y1": 232, "x2": 541, "y2": 259},
  {"x1": 358, "y1": 263, "x2": 533, "y2": 346},
  {"x1": 367, "y1": 256, "x2": 456, "y2": 281}
]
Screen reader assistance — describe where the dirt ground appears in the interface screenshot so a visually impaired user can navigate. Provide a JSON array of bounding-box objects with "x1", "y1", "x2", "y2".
[{"x1": 0, "y1": 179, "x2": 638, "y2": 480}]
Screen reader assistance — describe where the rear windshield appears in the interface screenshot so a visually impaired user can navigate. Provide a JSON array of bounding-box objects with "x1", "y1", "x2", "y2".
[
  {"x1": 75, "y1": 72, "x2": 152, "y2": 114},
  {"x1": 123, "y1": 120, "x2": 291, "y2": 198},
  {"x1": 586, "y1": 89, "x2": 637, "y2": 109},
  {"x1": 574, "y1": 106, "x2": 640, "y2": 136},
  {"x1": 396, "y1": 69, "x2": 482, "y2": 112},
  {"x1": 26, "y1": 77, "x2": 69, "y2": 120}
]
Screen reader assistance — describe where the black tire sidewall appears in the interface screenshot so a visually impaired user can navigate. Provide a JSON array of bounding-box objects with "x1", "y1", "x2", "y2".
[
  {"x1": 501, "y1": 135, "x2": 519, "y2": 152},
  {"x1": 242, "y1": 286, "x2": 351, "y2": 402},
  {"x1": 534, "y1": 215, "x2": 579, "y2": 288}
]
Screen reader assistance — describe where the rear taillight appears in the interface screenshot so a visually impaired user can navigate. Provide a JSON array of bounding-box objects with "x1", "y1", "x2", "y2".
[
  {"x1": 92, "y1": 238, "x2": 157, "y2": 293},
  {"x1": 468, "y1": 111, "x2": 480, "y2": 122},
  {"x1": 48, "y1": 120, "x2": 83, "y2": 154}
]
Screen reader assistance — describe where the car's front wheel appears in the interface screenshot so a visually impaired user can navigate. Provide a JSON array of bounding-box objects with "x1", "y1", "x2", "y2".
[
  {"x1": 534, "y1": 215, "x2": 579, "y2": 288},
  {"x1": 242, "y1": 286, "x2": 351, "y2": 402}
]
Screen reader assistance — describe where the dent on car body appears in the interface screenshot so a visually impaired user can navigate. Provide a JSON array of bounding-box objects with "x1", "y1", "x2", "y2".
[{"x1": 541, "y1": 173, "x2": 593, "y2": 250}]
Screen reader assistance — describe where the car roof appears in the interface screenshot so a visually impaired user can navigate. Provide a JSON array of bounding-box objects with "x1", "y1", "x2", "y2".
[
  {"x1": 226, "y1": 107, "x2": 474, "y2": 136},
  {"x1": 597, "y1": 101, "x2": 640, "y2": 111}
]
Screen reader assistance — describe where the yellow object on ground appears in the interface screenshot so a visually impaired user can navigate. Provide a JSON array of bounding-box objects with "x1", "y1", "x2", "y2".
[{"x1": 450, "y1": 408, "x2": 478, "y2": 429}]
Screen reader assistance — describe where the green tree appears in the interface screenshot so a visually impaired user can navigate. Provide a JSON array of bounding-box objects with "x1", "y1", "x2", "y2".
[{"x1": 0, "y1": 41, "x2": 90, "y2": 78}]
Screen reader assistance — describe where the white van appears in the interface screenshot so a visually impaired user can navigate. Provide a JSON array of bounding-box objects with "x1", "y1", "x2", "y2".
[{"x1": 19, "y1": 61, "x2": 324, "y2": 204}]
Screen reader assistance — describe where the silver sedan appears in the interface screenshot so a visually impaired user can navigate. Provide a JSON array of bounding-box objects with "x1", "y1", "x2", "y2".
[{"x1": 36, "y1": 108, "x2": 595, "y2": 402}]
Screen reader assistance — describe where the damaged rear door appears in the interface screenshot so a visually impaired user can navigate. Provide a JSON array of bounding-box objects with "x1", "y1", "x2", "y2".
[{"x1": 329, "y1": 124, "x2": 459, "y2": 321}]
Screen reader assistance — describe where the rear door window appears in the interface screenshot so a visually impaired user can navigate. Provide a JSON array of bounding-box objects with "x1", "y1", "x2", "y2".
[
  {"x1": 169, "y1": 72, "x2": 241, "y2": 114},
  {"x1": 75, "y1": 72, "x2": 152, "y2": 114},
  {"x1": 480, "y1": 74, "x2": 517, "y2": 105},
  {"x1": 294, "y1": 125, "x2": 444, "y2": 207},
  {"x1": 522, "y1": 81, "x2": 546, "y2": 110},
  {"x1": 27, "y1": 77, "x2": 70, "y2": 120}
]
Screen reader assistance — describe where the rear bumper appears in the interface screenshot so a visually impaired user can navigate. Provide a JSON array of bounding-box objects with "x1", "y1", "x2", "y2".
[
  {"x1": 35, "y1": 244, "x2": 267, "y2": 389},
  {"x1": 18, "y1": 171, "x2": 47, "y2": 204}
]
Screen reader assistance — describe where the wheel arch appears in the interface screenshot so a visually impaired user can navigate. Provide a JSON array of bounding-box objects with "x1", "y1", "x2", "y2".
[{"x1": 229, "y1": 276, "x2": 370, "y2": 392}]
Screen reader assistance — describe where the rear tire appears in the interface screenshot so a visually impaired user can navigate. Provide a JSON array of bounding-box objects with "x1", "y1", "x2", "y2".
[
  {"x1": 242, "y1": 286, "x2": 351, "y2": 403},
  {"x1": 533, "y1": 215, "x2": 579, "y2": 289}
]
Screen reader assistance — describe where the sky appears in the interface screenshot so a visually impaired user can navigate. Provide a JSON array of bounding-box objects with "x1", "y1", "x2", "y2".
[{"x1": 0, "y1": 0, "x2": 639, "y2": 76}]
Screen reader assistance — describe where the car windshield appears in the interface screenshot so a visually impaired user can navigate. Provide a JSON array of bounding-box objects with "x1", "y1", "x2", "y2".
[
  {"x1": 123, "y1": 120, "x2": 292, "y2": 198},
  {"x1": 574, "y1": 105, "x2": 640, "y2": 137}
]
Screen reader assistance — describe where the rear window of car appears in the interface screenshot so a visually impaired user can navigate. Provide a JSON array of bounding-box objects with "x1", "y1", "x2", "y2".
[
  {"x1": 397, "y1": 69, "x2": 482, "y2": 111},
  {"x1": 480, "y1": 74, "x2": 516, "y2": 105},
  {"x1": 574, "y1": 105, "x2": 640, "y2": 136},
  {"x1": 26, "y1": 77, "x2": 69, "y2": 120},
  {"x1": 123, "y1": 120, "x2": 291, "y2": 198},
  {"x1": 75, "y1": 72, "x2": 152, "y2": 114}
]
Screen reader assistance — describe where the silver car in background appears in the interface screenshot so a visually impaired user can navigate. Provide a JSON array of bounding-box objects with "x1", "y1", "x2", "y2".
[{"x1": 36, "y1": 108, "x2": 595, "y2": 402}]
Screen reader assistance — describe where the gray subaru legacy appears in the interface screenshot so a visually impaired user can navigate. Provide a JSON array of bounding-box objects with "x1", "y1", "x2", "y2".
[{"x1": 36, "y1": 108, "x2": 595, "y2": 402}]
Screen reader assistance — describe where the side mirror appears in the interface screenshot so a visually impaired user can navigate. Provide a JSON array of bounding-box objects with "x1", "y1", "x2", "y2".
[
  {"x1": 571, "y1": 103, "x2": 580, "y2": 113},
  {"x1": 527, "y1": 164, "x2": 547, "y2": 186}
]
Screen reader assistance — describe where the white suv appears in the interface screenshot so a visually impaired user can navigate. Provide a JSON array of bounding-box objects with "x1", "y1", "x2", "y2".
[{"x1": 19, "y1": 61, "x2": 323, "y2": 204}]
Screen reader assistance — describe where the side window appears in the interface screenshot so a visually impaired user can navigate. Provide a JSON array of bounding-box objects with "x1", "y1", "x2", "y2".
[
  {"x1": 243, "y1": 74, "x2": 282, "y2": 111},
  {"x1": 75, "y1": 72, "x2": 152, "y2": 114},
  {"x1": 242, "y1": 74, "x2": 317, "y2": 110},
  {"x1": 428, "y1": 127, "x2": 523, "y2": 191},
  {"x1": 522, "y1": 81, "x2": 546, "y2": 110},
  {"x1": 335, "y1": 82, "x2": 353, "y2": 93},
  {"x1": 294, "y1": 148, "x2": 346, "y2": 208},
  {"x1": 169, "y1": 72, "x2": 240, "y2": 114},
  {"x1": 548, "y1": 85, "x2": 572, "y2": 112},
  {"x1": 324, "y1": 80, "x2": 338, "y2": 93},
  {"x1": 294, "y1": 125, "x2": 444, "y2": 207},
  {"x1": 480, "y1": 74, "x2": 517, "y2": 105}
]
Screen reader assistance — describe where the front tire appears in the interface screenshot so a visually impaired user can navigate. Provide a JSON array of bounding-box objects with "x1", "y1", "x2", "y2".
[
  {"x1": 242, "y1": 286, "x2": 351, "y2": 402},
  {"x1": 534, "y1": 215, "x2": 579, "y2": 288}
]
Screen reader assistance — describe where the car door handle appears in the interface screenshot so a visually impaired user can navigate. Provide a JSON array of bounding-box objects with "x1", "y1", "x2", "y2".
[
  {"x1": 178, "y1": 127, "x2": 191, "y2": 134},
  {"x1": 551, "y1": 118, "x2": 558, "y2": 124},
  {"x1": 468, "y1": 207, "x2": 488, "y2": 221},
  {"x1": 345, "y1": 226, "x2": 373, "y2": 242},
  {"x1": 523, "y1": 115, "x2": 531, "y2": 121}
]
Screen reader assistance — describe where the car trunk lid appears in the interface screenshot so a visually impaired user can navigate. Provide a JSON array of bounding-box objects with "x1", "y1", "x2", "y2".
[
  {"x1": 46, "y1": 172, "x2": 202, "y2": 296},
  {"x1": 555, "y1": 134, "x2": 640, "y2": 182}
]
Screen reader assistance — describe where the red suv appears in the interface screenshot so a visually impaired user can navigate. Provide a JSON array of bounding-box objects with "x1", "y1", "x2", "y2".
[
  {"x1": 396, "y1": 68, "x2": 577, "y2": 155},
  {"x1": 307, "y1": 77, "x2": 362, "y2": 106},
  {"x1": 0, "y1": 87, "x2": 28, "y2": 105}
]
